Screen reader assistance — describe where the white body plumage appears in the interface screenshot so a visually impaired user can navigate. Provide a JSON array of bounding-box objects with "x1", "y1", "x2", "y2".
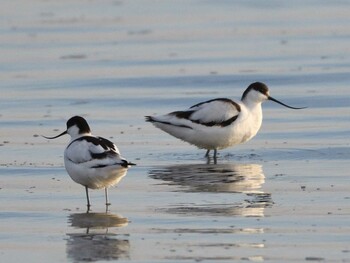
[
  {"x1": 64, "y1": 134, "x2": 128, "y2": 190},
  {"x1": 148, "y1": 99, "x2": 262, "y2": 150},
  {"x1": 44, "y1": 116, "x2": 134, "y2": 210},
  {"x1": 146, "y1": 82, "x2": 305, "y2": 158}
]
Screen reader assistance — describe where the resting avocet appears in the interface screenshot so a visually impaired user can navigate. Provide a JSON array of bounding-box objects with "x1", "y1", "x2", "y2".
[
  {"x1": 146, "y1": 82, "x2": 306, "y2": 159},
  {"x1": 43, "y1": 116, "x2": 135, "y2": 211}
]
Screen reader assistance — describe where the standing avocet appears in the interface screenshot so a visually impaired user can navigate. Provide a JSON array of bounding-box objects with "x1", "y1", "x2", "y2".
[
  {"x1": 146, "y1": 82, "x2": 306, "y2": 159},
  {"x1": 44, "y1": 116, "x2": 135, "y2": 211}
]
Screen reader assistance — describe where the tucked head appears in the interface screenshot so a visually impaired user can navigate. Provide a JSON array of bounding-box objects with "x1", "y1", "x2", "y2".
[
  {"x1": 43, "y1": 115, "x2": 91, "y2": 140},
  {"x1": 241, "y1": 82, "x2": 306, "y2": 109},
  {"x1": 66, "y1": 116, "x2": 91, "y2": 137}
]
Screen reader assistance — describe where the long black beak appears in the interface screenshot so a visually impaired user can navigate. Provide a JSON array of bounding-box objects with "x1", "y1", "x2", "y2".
[
  {"x1": 42, "y1": 130, "x2": 67, "y2": 139},
  {"x1": 268, "y1": 96, "x2": 307, "y2": 110}
]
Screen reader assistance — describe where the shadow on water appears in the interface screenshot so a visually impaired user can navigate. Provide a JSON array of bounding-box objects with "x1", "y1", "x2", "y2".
[
  {"x1": 66, "y1": 212, "x2": 130, "y2": 261},
  {"x1": 149, "y1": 163, "x2": 273, "y2": 217}
]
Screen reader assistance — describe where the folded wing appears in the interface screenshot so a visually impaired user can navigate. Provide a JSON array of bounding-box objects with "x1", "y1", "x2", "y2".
[
  {"x1": 171, "y1": 98, "x2": 241, "y2": 127},
  {"x1": 66, "y1": 136, "x2": 128, "y2": 167}
]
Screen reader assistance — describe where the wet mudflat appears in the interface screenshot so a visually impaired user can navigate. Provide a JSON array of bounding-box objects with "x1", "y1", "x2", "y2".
[{"x1": 0, "y1": 0, "x2": 349, "y2": 262}]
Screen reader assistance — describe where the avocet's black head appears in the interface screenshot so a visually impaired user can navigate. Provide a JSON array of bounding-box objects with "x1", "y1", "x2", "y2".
[
  {"x1": 66, "y1": 116, "x2": 91, "y2": 135},
  {"x1": 43, "y1": 116, "x2": 91, "y2": 140},
  {"x1": 241, "y1": 82, "x2": 269, "y2": 101},
  {"x1": 241, "y1": 82, "x2": 307, "y2": 109}
]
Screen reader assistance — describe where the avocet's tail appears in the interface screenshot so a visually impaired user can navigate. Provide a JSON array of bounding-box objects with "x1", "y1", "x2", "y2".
[{"x1": 145, "y1": 116, "x2": 155, "y2": 122}]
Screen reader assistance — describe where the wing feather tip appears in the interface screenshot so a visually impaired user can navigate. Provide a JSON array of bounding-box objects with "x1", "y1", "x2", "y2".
[
  {"x1": 120, "y1": 160, "x2": 136, "y2": 168},
  {"x1": 145, "y1": 116, "x2": 154, "y2": 122}
]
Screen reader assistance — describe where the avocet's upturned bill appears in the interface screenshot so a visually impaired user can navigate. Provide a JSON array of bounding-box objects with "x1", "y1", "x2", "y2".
[
  {"x1": 43, "y1": 116, "x2": 135, "y2": 211},
  {"x1": 146, "y1": 82, "x2": 306, "y2": 160}
]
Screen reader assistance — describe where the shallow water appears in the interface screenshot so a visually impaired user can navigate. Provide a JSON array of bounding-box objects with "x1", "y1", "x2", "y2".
[{"x1": 1, "y1": 0, "x2": 350, "y2": 262}]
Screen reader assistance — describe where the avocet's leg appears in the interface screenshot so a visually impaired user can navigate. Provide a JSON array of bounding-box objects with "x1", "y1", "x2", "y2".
[
  {"x1": 213, "y1": 149, "x2": 218, "y2": 164},
  {"x1": 105, "y1": 188, "x2": 111, "y2": 207},
  {"x1": 85, "y1": 186, "x2": 91, "y2": 212},
  {"x1": 205, "y1": 149, "x2": 210, "y2": 157}
]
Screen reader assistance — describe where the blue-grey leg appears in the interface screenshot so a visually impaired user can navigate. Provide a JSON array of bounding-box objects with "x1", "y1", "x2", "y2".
[
  {"x1": 85, "y1": 186, "x2": 91, "y2": 212},
  {"x1": 213, "y1": 149, "x2": 217, "y2": 164},
  {"x1": 105, "y1": 187, "x2": 111, "y2": 210}
]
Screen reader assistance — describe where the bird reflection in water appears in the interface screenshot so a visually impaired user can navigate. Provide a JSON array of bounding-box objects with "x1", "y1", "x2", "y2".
[
  {"x1": 149, "y1": 163, "x2": 273, "y2": 217},
  {"x1": 66, "y1": 212, "x2": 130, "y2": 261}
]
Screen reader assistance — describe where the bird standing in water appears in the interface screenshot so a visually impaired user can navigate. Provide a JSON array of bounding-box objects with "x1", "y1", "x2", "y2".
[
  {"x1": 44, "y1": 116, "x2": 135, "y2": 211},
  {"x1": 146, "y1": 82, "x2": 306, "y2": 161}
]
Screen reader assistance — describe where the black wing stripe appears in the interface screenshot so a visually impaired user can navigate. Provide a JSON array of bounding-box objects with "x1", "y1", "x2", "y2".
[
  {"x1": 68, "y1": 136, "x2": 117, "y2": 151},
  {"x1": 90, "y1": 150, "x2": 117, "y2": 160},
  {"x1": 91, "y1": 160, "x2": 129, "y2": 169},
  {"x1": 150, "y1": 119, "x2": 193, "y2": 129},
  {"x1": 190, "y1": 98, "x2": 241, "y2": 112},
  {"x1": 169, "y1": 109, "x2": 239, "y2": 127},
  {"x1": 170, "y1": 110, "x2": 195, "y2": 119},
  {"x1": 191, "y1": 115, "x2": 239, "y2": 127}
]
